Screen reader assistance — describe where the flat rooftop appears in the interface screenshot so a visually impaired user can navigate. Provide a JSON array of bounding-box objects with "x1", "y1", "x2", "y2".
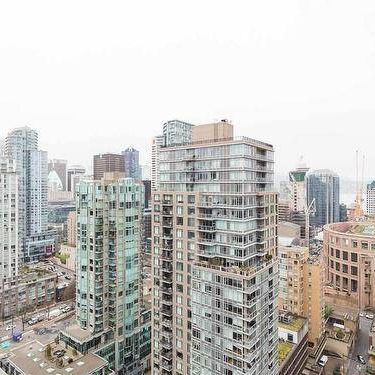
[
  {"x1": 326, "y1": 222, "x2": 375, "y2": 237},
  {"x1": 278, "y1": 340, "x2": 294, "y2": 366},
  {"x1": 279, "y1": 314, "x2": 307, "y2": 333},
  {"x1": 63, "y1": 323, "x2": 94, "y2": 342},
  {"x1": 5, "y1": 340, "x2": 107, "y2": 375}
]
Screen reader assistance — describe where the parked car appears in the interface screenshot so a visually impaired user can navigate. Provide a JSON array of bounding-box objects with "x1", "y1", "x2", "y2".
[
  {"x1": 318, "y1": 355, "x2": 328, "y2": 367},
  {"x1": 59, "y1": 304, "x2": 67, "y2": 311},
  {"x1": 366, "y1": 314, "x2": 374, "y2": 320},
  {"x1": 359, "y1": 312, "x2": 365, "y2": 317},
  {"x1": 28, "y1": 319, "x2": 37, "y2": 326},
  {"x1": 65, "y1": 275, "x2": 71, "y2": 280},
  {"x1": 5, "y1": 324, "x2": 16, "y2": 331},
  {"x1": 357, "y1": 355, "x2": 366, "y2": 365}
]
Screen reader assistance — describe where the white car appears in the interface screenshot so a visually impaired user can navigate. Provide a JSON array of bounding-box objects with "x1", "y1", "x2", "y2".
[
  {"x1": 366, "y1": 314, "x2": 374, "y2": 320},
  {"x1": 5, "y1": 324, "x2": 16, "y2": 331},
  {"x1": 318, "y1": 355, "x2": 328, "y2": 367},
  {"x1": 359, "y1": 312, "x2": 365, "y2": 317}
]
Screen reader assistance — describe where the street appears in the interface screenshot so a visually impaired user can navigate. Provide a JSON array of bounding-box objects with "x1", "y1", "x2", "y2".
[
  {"x1": 0, "y1": 300, "x2": 74, "y2": 341},
  {"x1": 0, "y1": 309, "x2": 76, "y2": 352},
  {"x1": 347, "y1": 315, "x2": 372, "y2": 375}
]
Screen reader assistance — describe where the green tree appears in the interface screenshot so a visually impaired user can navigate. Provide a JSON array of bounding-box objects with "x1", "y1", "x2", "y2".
[
  {"x1": 45, "y1": 344, "x2": 52, "y2": 359},
  {"x1": 324, "y1": 305, "x2": 334, "y2": 319}
]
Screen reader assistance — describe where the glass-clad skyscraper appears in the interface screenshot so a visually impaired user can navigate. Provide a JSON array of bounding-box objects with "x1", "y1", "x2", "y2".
[
  {"x1": 61, "y1": 174, "x2": 150, "y2": 374},
  {"x1": 306, "y1": 169, "x2": 340, "y2": 227}
]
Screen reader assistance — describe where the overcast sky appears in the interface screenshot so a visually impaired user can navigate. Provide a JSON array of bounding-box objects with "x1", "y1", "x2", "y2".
[{"x1": 1, "y1": 0, "x2": 374, "y2": 181}]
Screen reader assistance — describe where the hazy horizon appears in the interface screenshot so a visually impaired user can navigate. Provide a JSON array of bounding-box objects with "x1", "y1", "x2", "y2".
[{"x1": 1, "y1": 0, "x2": 374, "y2": 181}]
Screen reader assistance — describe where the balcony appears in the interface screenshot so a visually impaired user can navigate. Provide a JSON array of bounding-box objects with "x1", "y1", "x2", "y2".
[
  {"x1": 161, "y1": 251, "x2": 172, "y2": 261},
  {"x1": 161, "y1": 306, "x2": 173, "y2": 316},
  {"x1": 161, "y1": 349, "x2": 173, "y2": 361},
  {"x1": 198, "y1": 225, "x2": 216, "y2": 232},
  {"x1": 162, "y1": 264, "x2": 173, "y2": 273},
  {"x1": 161, "y1": 318, "x2": 173, "y2": 329},
  {"x1": 162, "y1": 208, "x2": 173, "y2": 216},
  {"x1": 161, "y1": 329, "x2": 173, "y2": 340},
  {"x1": 162, "y1": 275, "x2": 172, "y2": 284},
  {"x1": 161, "y1": 286, "x2": 173, "y2": 294},
  {"x1": 160, "y1": 361, "x2": 172, "y2": 372},
  {"x1": 161, "y1": 339, "x2": 173, "y2": 350}
]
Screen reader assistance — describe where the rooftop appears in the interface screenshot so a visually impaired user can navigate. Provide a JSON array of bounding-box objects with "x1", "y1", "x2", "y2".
[
  {"x1": 325, "y1": 221, "x2": 375, "y2": 237},
  {"x1": 278, "y1": 340, "x2": 294, "y2": 365},
  {"x1": 278, "y1": 313, "x2": 307, "y2": 333},
  {"x1": 2, "y1": 340, "x2": 107, "y2": 375}
]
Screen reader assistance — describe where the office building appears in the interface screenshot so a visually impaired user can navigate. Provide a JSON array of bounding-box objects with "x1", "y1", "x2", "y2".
[
  {"x1": 152, "y1": 122, "x2": 279, "y2": 375},
  {"x1": 123, "y1": 147, "x2": 141, "y2": 179},
  {"x1": 48, "y1": 158, "x2": 67, "y2": 190},
  {"x1": 5, "y1": 126, "x2": 54, "y2": 262},
  {"x1": 339, "y1": 203, "x2": 348, "y2": 222},
  {"x1": 163, "y1": 120, "x2": 194, "y2": 146},
  {"x1": 324, "y1": 221, "x2": 375, "y2": 311},
  {"x1": 288, "y1": 161, "x2": 309, "y2": 212},
  {"x1": 67, "y1": 165, "x2": 86, "y2": 192},
  {"x1": 306, "y1": 169, "x2": 340, "y2": 227},
  {"x1": 278, "y1": 229, "x2": 324, "y2": 347},
  {"x1": 151, "y1": 136, "x2": 164, "y2": 191},
  {"x1": 60, "y1": 174, "x2": 150, "y2": 374},
  {"x1": 93, "y1": 153, "x2": 124, "y2": 181},
  {"x1": 367, "y1": 181, "x2": 375, "y2": 215},
  {"x1": 0, "y1": 158, "x2": 19, "y2": 281}
]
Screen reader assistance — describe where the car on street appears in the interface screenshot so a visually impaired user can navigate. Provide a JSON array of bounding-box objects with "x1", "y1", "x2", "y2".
[
  {"x1": 5, "y1": 324, "x2": 16, "y2": 331},
  {"x1": 357, "y1": 355, "x2": 366, "y2": 364},
  {"x1": 318, "y1": 355, "x2": 328, "y2": 367},
  {"x1": 359, "y1": 312, "x2": 365, "y2": 317},
  {"x1": 366, "y1": 314, "x2": 374, "y2": 320},
  {"x1": 28, "y1": 318, "x2": 38, "y2": 326}
]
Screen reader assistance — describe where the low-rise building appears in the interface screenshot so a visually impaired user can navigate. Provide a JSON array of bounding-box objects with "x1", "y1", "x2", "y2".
[
  {"x1": 0, "y1": 266, "x2": 57, "y2": 319},
  {"x1": 325, "y1": 307, "x2": 358, "y2": 359},
  {"x1": 278, "y1": 312, "x2": 309, "y2": 375},
  {"x1": 0, "y1": 340, "x2": 111, "y2": 375}
]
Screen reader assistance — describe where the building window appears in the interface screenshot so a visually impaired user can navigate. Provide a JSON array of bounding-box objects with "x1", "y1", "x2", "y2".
[
  {"x1": 351, "y1": 279, "x2": 358, "y2": 292},
  {"x1": 342, "y1": 251, "x2": 348, "y2": 261},
  {"x1": 336, "y1": 249, "x2": 340, "y2": 258},
  {"x1": 351, "y1": 253, "x2": 358, "y2": 262},
  {"x1": 351, "y1": 266, "x2": 358, "y2": 276}
]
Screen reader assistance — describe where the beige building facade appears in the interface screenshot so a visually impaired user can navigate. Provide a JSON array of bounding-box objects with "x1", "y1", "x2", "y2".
[
  {"x1": 324, "y1": 222, "x2": 375, "y2": 310},
  {"x1": 279, "y1": 237, "x2": 324, "y2": 347}
]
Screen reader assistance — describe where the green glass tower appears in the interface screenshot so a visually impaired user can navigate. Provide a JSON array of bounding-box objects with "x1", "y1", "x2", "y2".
[{"x1": 61, "y1": 174, "x2": 150, "y2": 374}]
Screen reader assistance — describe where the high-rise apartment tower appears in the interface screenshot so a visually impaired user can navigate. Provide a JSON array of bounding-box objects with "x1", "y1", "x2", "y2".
[{"x1": 152, "y1": 121, "x2": 279, "y2": 375}]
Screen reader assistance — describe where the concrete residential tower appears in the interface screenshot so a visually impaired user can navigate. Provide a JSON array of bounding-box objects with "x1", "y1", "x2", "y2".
[
  {"x1": 151, "y1": 121, "x2": 279, "y2": 375},
  {"x1": 5, "y1": 126, "x2": 54, "y2": 262},
  {"x1": 0, "y1": 158, "x2": 19, "y2": 280}
]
